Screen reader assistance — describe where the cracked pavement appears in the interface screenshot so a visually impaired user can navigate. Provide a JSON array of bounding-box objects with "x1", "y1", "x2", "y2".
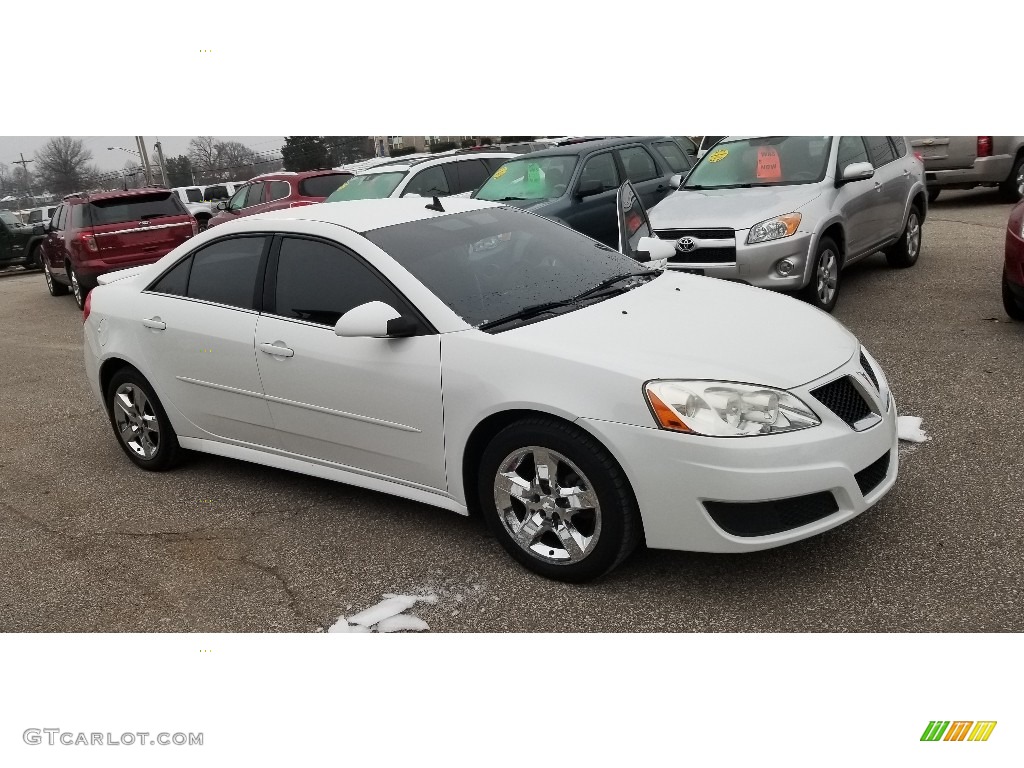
[{"x1": 1, "y1": 187, "x2": 1022, "y2": 632}]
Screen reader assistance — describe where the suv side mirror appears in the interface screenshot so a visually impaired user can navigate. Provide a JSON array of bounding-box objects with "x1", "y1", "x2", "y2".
[
  {"x1": 668, "y1": 173, "x2": 683, "y2": 190},
  {"x1": 576, "y1": 179, "x2": 603, "y2": 198},
  {"x1": 838, "y1": 161, "x2": 875, "y2": 185},
  {"x1": 335, "y1": 301, "x2": 416, "y2": 338}
]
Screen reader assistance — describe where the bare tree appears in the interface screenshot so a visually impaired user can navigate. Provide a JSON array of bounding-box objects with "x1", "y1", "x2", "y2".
[
  {"x1": 215, "y1": 141, "x2": 257, "y2": 179},
  {"x1": 34, "y1": 137, "x2": 99, "y2": 195},
  {"x1": 0, "y1": 162, "x2": 11, "y2": 195},
  {"x1": 187, "y1": 136, "x2": 219, "y2": 182}
]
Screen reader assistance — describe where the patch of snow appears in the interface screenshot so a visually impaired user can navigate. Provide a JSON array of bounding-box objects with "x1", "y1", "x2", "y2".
[
  {"x1": 375, "y1": 615, "x2": 429, "y2": 633},
  {"x1": 347, "y1": 595, "x2": 420, "y2": 627},
  {"x1": 897, "y1": 415, "x2": 928, "y2": 443}
]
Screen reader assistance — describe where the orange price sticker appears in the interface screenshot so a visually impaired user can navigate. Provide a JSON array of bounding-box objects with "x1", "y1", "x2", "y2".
[{"x1": 756, "y1": 146, "x2": 781, "y2": 180}]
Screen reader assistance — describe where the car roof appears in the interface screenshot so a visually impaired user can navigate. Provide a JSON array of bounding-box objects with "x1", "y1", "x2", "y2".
[
  {"x1": 248, "y1": 169, "x2": 351, "y2": 183},
  {"x1": 355, "y1": 152, "x2": 516, "y2": 177},
  {"x1": 507, "y1": 136, "x2": 675, "y2": 159},
  {"x1": 66, "y1": 187, "x2": 174, "y2": 203},
  {"x1": 245, "y1": 196, "x2": 504, "y2": 234}
]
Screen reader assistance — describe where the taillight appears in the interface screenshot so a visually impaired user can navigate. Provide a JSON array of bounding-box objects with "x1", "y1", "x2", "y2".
[
  {"x1": 977, "y1": 136, "x2": 993, "y2": 158},
  {"x1": 83, "y1": 290, "x2": 92, "y2": 323},
  {"x1": 79, "y1": 233, "x2": 98, "y2": 253}
]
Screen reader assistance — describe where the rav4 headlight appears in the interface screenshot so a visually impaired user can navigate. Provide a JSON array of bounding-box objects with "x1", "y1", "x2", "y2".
[
  {"x1": 746, "y1": 213, "x2": 802, "y2": 244},
  {"x1": 645, "y1": 380, "x2": 821, "y2": 437}
]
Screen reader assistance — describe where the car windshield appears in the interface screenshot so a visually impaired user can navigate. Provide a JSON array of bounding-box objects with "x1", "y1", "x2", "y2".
[
  {"x1": 474, "y1": 156, "x2": 579, "y2": 201},
  {"x1": 364, "y1": 207, "x2": 645, "y2": 329},
  {"x1": 685, "y1": 136, "x2": 833, "y2": 189},
  {"x1": 0, "y1": 211, "x2": 20, "y2": 226},
  {"x1": 326, "y1": 172, "x2": 406, "y2": 202}
]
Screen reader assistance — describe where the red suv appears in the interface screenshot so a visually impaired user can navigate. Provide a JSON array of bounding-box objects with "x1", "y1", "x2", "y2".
[
  {"x1": 41, "y1": 188, "x2": 198, "y2": 308},
  {"x1": 1003, "y1": 200, "x2": 1024, "y2": 321},
  {"x1": 206, "y1": 169, "x2": 353, "y2": 228}
]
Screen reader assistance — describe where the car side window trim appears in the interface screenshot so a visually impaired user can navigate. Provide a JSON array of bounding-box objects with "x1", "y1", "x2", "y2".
[{"x1": 260, "y1": 233, "x2": 437, "y2": 334}]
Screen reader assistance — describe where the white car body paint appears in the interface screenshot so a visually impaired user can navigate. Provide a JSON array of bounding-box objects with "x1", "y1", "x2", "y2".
[{"x1": 84, "y1": 198, "x2": 898, "y2": 555}]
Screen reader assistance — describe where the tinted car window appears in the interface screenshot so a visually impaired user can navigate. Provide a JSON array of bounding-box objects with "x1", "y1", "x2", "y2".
[
  {"x1": 403, "y1": 166, "x2": 450, "y2": 197},
  {"x1": 267, "y1": 181, "x2": 290, "y2": 202},
  {"x1": 448, "y1": 159, "x2": 489, "y2": 194},
  {"x1": 50, "y1": 206, "x2": 63, "y2": 230},
  {"x1": 890, "y1": 136, "x2": 907, "y2": 157},
  {"x1": 204, "y1": 185, "x2": 228, "y2": 201},
  {"x1": 579, "y1": 152, "x2": 620, "y2": 192},
  {"x1": 47, "y1": 207, "x2": 57, "y2": 218},
  {"x1": 864, "y1": 137, "x2": 895, "y2": 167},
  {"x1": 618, "y1": 146, "x2": 659, "y2": 183},
  {"x1": 185, "y1": 188, "x2": 203, "y2": 203},
  {"x1": 476, "y1": 155, "x2": 578, "y2": 201},
  {"x1": 87, "y1": 192, "x2": 184, "y2": 226},
  {"x1": 298, "y1": 173, "x2": 352, "y2": 198},
  {"x1": 837, "y1": 136, "x2": 869, "y2": 171},
  {"x1": 70, "y1": 205, "x2": 88, "y2": 229},
  {"x1": 274, "y1": 237, "x2": 407, "y2": 327},
  {"x1": 227, "y1": 186, "x2": 249, "y2": 211},
  {"x1": 186, "y1": 236, "x2": 265, "y2": 309},
  {"x1": 244, "y1": 183, "x2": 265, "y2": 208},
  {"x1": 482, "y1": 157, "x2": 508, "y2": 172},
  {"x1": 653, "y1": 140, "x2": 692, "y2": 173},
  {"x1": 364, "y1": 207, "x2": 644, "y2": 328},
  {"x1": 150, "y1": 255, "x2": 193, "y2": 296},
  {"x1": 56, "y1": 206, "x2": 68, "y2": 231},
  {"x1": 28, "y1": 209, "x2": 42, "y2": 224}
]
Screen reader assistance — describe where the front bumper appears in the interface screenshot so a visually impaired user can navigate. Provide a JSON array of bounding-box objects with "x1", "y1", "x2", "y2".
[
  {"x1": 925, "y1": 156, "x2": 1014, "y2": 189},
  {"x1": 663, "y1": 229, "x2": 814, "y2": 291},
  {"x1": 579, "y1": 356, "x2": 899, "y2": 553}
]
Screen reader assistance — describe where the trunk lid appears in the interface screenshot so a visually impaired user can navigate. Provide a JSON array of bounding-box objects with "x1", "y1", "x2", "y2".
[
  {"x1": 908, "y1": 136, "x2": 978, "y2": 171},
  {"x1": 87, "y1": 191, "x2": 195, "y2": 266}
]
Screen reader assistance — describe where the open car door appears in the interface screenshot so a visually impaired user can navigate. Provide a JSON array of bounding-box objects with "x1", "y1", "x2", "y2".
[{"x1": 616, "y1": 180, "x2": 675, "y2": 269}]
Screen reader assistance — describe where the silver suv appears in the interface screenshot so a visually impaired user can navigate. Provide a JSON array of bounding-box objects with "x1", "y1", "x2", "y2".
[
  {"x1": 909, "y1": 136, "x2": 1024, "y2": 203},
  {"x1": 648, "y1": 136, "x2": 926, "y2": 312}
]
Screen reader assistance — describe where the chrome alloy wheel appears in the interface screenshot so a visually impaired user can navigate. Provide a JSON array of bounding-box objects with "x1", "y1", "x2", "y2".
[
  {"x1": 906, "y1": 212, "x2": 921, "y2": 259},
  {"x1": 816, "y1": 248, "x2": 838, "y2": 305},
  {"x1": 1017, "y1": 165, "x2": 1024, "y2": 197},
  {"x1": 493, "y1": 446, "x2": 602, "y2": 564},
  {"x1": 113, "y1": 383, "x2": 160, "y2": 459},
  {"x1": 70, "y1": 267, "x2": 82, "y2": 305},
  {"x1": 43, "y1": 261, "x2": 54, "y2": 291}
]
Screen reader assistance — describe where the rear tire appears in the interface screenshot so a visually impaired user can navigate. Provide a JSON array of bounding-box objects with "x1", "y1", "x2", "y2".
[
  {"x1": 106, "y1": 368, "x2": 182, "y2": 471},
  {"x1": 43, "y1": 258, "x2": 69, "y2": 296},
  {"x1": 927, "y1": 187, "x2": 940, "y2": 204},
  {"x1": 68, "y1": 263, "x2": 89, "y2": 309},
  {"x1": 477, "y1": 417, "x2": 640, "y2": 582},
  {"x1": 1003, "y1": 274, "x2": 1024, "y2": 321},
  {"x1": 999, "y1": 154, "x2": 1024, "y2": 203},
  {"x1": 799, "y1": 236, "x2": 841, "y2": 313},
  {"x1": 885, "y1": 206, "x2": 922, "y2": 268},
  {"x1": 30, "y1": 244, "x2": 44, "y2": 271}
]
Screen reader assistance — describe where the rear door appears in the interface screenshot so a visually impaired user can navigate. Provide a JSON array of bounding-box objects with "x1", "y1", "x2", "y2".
[
  {"x1": 442, "y1": 158, "x2": 491, "y2": 195},
  {"x1": 616, "y1": 144, "x2": 670, "y2": 208},
  {"x1": 863, "y1": 136, "x2": 903, "y2": 239},
  {"x1": 42, "y1": 204, "x2": 66, "y2": 270},
  {"x1": 88, "y1": 191, "x2": 195, "y2": 267}
]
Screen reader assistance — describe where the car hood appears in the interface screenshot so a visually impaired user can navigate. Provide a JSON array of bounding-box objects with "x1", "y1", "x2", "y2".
[
  {"x1": 498, "y1": 271, "x2": 857, "y2": 389},
  {"x1": 649, "y1": 184, "x2": 825, "y2": 231}
]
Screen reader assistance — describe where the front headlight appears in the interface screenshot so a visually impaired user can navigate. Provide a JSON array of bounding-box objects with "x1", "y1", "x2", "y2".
[
  {"x1": 746, "y1": 212, "x2": 802, "y2": 244},
  {"x1": 644, "y1": 380, "x2": 821, "y2": 437}
]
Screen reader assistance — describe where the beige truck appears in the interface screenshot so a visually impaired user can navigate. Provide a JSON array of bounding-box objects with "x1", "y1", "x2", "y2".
[{"x1": 909, "y1": 136, "x2": 1024, "y2": 203}]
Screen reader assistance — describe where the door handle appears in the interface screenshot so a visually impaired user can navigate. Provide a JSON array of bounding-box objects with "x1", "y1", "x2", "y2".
[
  {"x1": 141, "y1": 317, "x2": 166, "y2": 330},
  {"x1": 873, "y1": 182, "x2": 883, "y2": 191},
  {"x1": 258, "y1": 342, "x2": 294, "y2": 358}
]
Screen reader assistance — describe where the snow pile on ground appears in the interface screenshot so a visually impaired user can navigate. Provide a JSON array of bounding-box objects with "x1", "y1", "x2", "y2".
[
  {"x1": 327, "y1": 593, "x2": 437, "y2": 634},
  {"x1": 897, "y1": 415, "x2": 928, "y2": 443}
]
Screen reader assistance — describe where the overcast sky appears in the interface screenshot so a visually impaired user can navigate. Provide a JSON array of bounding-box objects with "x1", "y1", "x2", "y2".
[{"x1": 0, "y1": 136, "x2": 285, "y2": 172}]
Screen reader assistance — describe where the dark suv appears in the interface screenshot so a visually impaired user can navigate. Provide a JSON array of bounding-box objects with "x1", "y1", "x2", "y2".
[
  {"x1": 0, "y1": 210, "x2": 47, "y2": 271},
  {"x1": 206, "y1": 169, "x2": 353, "y2": 229},
  {"x1": 40, "y1": 188, "x2": 198, "y2": 308},
  {"x1": 473, "y1": 137, "x2": 694, "y2": 246}
]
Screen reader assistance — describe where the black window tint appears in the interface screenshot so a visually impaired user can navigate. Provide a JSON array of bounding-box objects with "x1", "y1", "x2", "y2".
[
  {"x1": 50, "y1": 206, "x2": 63, "y2": 230},
  {"x1": 47, "y1": 207, "x2": 57, "y2": 218},
  {"x1": 579, "y1": 153, "x2": 619, "y2": 191},
  {"x1": 204, "y1": 185, "x2": 228, "y2": 201},
  {"x1": 56, "y1": 206, "x2": 68, "y2": 231},
  {"x1": 299, "y1": 173, "x2": 352, "y2": 198},
  {"x1": 618, "y1": 146, "x2": 659, "y2": 182},
  {"x1": 653, "y1": 141, "x2": 691, "y2": 173},
  {"x1": 70, "y1": 204, "x2": 88, "y2": 229},
  {"x1": 482, "y1": 157, "x2": 508, "y2": 172},
  {"x1": 864, "y1": 137, "x2": 895, "y2": 167},
  {"x1": 28, "y1": 209, "x2": 42, "y2": 224},
  {"x1": 150, "y1": 255, "x2": 193, "y2": 296},
  {"x1": 185, "y1": 188, "x2": 203, "y2": 203},
  {"x1": 186, "y1": 237, "x2": 265, "y2": 309},
  {"x1": 87, "y1": 192, "x2": 184, "y2": 225},
  {"x1": 403, "y1": 165, "x2": 450, "y2": 197},
  {"x1": 274, "y1": 237, "x2": 406, "y2": 327},
  {"x1": 268, "y1": 181, "x2": 290, "y2": 201},
  {"x1": 837, "y1": 136, "x2": 869, "y2": 171},
  {"x1": 244, "y1": 183, "x2": 265, "y2": 208},
  {"x1": 890, "y1": 136, "x2": 907, "y2": 157},
  {"x1": 450, "y1": 159, "x2": 489, "y2": 194}
]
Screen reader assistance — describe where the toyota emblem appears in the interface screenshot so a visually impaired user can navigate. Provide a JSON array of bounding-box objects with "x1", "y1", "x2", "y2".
[{"x1": 677, "y1": 236, "x2": 696, "y2": 252}]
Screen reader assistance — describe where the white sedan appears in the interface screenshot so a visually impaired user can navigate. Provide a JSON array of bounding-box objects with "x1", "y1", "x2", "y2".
[{"x1": 83, "y1": 197, "x2": 898, "y2": 581}]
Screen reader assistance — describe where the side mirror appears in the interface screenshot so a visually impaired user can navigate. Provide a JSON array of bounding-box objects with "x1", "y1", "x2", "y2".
[
  {"x1": 668, "y1": 173, "x2": 683, "y2": 190},
  {"x1": 636, "y1": 236, "x2": 677, "y2": 265},
  {"x1": 216, "y1": 201, "x2": 228, "y2": 211},
  {"x1": 33, "y1": 223, "x2": 46, "y2": 235},
  {"x1": 576, "y1": 179, "x2": 603, "y2": 198},
  {"x1": 334, "y1": 301, "x2": 416, "y2": 338},
  {"x1": 838, "y1": 161, "x2": 875, "y2": 185}
]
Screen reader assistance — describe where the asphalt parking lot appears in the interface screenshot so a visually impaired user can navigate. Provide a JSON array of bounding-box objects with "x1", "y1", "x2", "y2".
[{"x1": 1, "y1": 187, "x2": 1021, "y2": 632}]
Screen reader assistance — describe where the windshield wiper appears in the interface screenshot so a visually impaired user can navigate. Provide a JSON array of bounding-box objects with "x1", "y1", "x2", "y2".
[
  {"x1": 495, "y1": 196, "x2": 528, "y2": 201},
  {"x1": 571, "y1": 272, "x2": 655, "y2": 302}
]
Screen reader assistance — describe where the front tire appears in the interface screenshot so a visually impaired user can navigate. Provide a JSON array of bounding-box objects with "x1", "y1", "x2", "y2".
[
  {"x1": 106, "y1": 368, "x2": 181, "y2": 471},
  {"x1": 1003, "y1": 274, "x2": 1024, "y2": 321},
  {"x1": 1000, "y1": 154, "x2": 1024, "y2": 203},
  {"x1": 478, "y1": 417, "x2": 640, "y2": 582},
  {"x1": 799, "y1": 236, "x2": 841, "y2": 313},
  {"x1": 43, "y1": 257, "x2": 69, "y2": 296},
  {"x1": 885, "y1": 206, "x2": 922, "y2": 268}
]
